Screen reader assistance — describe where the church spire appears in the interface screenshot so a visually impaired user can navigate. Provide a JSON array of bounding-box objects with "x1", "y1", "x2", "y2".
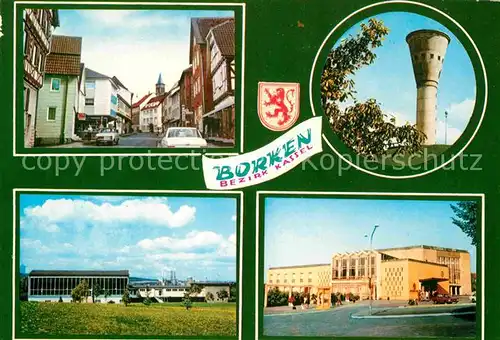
[{"x1": 156, "y1": 73, "x2": 165, "y2": 96}]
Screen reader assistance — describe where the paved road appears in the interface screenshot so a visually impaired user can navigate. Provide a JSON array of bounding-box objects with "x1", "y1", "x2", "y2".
[
  {"x1": 46, "y1": 133, "x2": 226, "y2": 149},
  {"x1": 263, "y1": 301, "x2": 476, "y2": 337}
]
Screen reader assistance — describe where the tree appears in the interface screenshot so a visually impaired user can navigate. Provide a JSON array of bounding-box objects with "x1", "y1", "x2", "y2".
[
  {"x1": 20, "y1": 276, "x2": 28, "y2": 301},
  {"x1": 182, "y1": 284, "x2": 204, "y2": 310},
  {"x1": 321, "y1": 18, "x2": 425, "y2": 158},
  {"x1": 266, "y1": 287, "x2": 288, "y2": 307},
  {"x1": 229, "y1": 283, "x2": 237, "y2": 302},
  {"x1": 205, "y1": 292, "x2": 214, "y2": 302},
  {"x1": 71, "y1": 280, "x2": 90, "y2": 303},
  {"x1": 92, "y1": 283, "x2": 103, "y2": 303},
  {"x1": 122, "y1": 288, "x2": 131, "y2": 306},
  {"x1": 217, "y1": 289, "x2": 229, "y2": 301},
  {"x1": 451, "y1": 201, "x2": 478, "y2": 246},
  {"x1": 104, "y1": 290, "x2": 110, "y2": 302}
]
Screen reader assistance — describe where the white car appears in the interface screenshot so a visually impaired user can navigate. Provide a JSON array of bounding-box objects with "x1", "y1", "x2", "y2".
[
  {"x1": 96, "y1": 128, "x2": 119, "y2": 146},
  {"x1": 161, "y1": 127, "x2": 207, "y2": 148}
]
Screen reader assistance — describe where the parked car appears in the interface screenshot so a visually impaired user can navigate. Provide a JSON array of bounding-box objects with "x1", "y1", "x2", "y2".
[
  {"x1": 469, "y1": 292, "x2": 476, "y2": 303},
  {"x1": 96, "y1": 128, "x2": 119, "y2": 146},
  {"x1": 160, "y1": 127, "x2": 207, "y2": 148},
  {"x1": 431, "y1": 294, "x2": 458, "y2": 304}
]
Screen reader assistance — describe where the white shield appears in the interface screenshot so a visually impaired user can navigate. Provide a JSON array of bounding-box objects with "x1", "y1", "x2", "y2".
[{"x1": 258, "y1": 82, "x2": 300, "y2": 131}]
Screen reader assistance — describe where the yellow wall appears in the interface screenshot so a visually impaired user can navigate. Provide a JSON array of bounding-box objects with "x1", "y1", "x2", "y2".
[
  {"x1": 407, "y1": 260, "x2": 449, "y2": 299},
  {"x1": 379, "y1": 260, "x2": 410, "y2": 300},
  {"x1": 379, "y1": 246, "x2": 471, "y2": 296},
  {"x1": 266, "y1": 264, "x2": 330, "y2": 295}
]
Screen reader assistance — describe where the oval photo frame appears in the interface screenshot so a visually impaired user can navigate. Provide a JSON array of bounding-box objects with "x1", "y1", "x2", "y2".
[{"x1": 309, "y1": 0, "x2": 487, "y2": 179}]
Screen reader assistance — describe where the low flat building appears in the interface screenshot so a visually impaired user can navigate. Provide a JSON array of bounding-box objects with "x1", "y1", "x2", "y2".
[
  {"x1": 28, "y1": 270, "x2": 129, "y2": 303},
  {"x1": 265, "y1": 245, "x2": 472, "y2": 304},
  {"x1": 130, "y1": 280, "x2": 233, "y2": 303}
]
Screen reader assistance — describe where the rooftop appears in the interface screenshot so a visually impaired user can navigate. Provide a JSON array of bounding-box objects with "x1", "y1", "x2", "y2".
[
  {"x1": 209, "y1": 19, "x2": 235, "y2": 57},
  {"x1": 45, "y1": 35, "x2": 82, "y2": 76},
  {"x1": 376, "y1": 245, "x2": 469, "y2": 254},
  {"x1": 132, "y1": 93, "x2": 152, "y2": 108},
  {"x1": 268, "y1": 263, "x2": 330, "y2": 270},
  {"x1": 85, "y1": 68, "x2": 110, "y2": 79},
  {"x1": 29, "y1": 270, "x2": 130, "y2": 277}
]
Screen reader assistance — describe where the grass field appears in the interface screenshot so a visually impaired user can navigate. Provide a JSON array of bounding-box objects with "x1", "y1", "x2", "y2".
[{"x1": 20, "y1": 301, "x2": 237, "y2": 337}]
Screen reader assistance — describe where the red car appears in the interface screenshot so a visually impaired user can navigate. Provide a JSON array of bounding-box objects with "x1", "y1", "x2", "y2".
[{"x1": 431, "y1": 294, "x2": 459, "y2": 304}]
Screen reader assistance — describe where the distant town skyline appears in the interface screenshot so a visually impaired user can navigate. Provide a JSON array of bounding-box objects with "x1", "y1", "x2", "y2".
[
  {"x1": 20, "y1": 194, "x2": 238, "y2": 281},
  {"x1": 264, "y1": 197, "x2": 478, "y2": 279}
]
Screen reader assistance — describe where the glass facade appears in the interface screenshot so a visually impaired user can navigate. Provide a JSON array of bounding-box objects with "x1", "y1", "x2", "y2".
[{"x1": 29, "y1": 276, "x2": 129, "y2": 296}]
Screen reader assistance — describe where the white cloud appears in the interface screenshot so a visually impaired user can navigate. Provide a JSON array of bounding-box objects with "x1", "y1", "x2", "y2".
[
  {"x1": 436, "y1": 120, "x2": 462, "y2": 145},
  {"x1": 23, "y1": 197, "x2": 196, "y2": 229},
  {"x1": 21, "y1": 239, "x2": 50, "y2": 253},
  {"x1": 444, "y1": 98, "x2": 475, "y2": 126},
  {"x1": 228, "y1": 233, "x2": 237, "y2": 245},
  {"x1": 80, "y1": 38, "x2": 189, "y2": 97},
  {"x1": 80, "y1": 10, "x2": 188, "y2": 29},
  {"x1": 231, "y1": 215, "x2": 237, "y2": 222},
  {"x1": 138, "y1": 231, "x2": 223, "y2": 251}
]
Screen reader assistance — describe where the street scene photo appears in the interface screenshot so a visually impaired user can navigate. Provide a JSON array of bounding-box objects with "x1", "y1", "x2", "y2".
[
  {"x1": 22, "y1": 9, "x2": 237, "y2": 149},
  {"x1": 262, "y1": 197, "x2": 479, "y2": 338},
  {"x1": 18, "y1": 194, "x2": 238, "y2": 337},
  {"x1": 320, "y1": 12, "x2": 477, "y2": 166}
]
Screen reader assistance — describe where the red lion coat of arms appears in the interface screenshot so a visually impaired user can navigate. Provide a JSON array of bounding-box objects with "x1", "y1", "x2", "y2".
[{"x1": 258, "y1": 82, "x2": 300, "y2": 131}]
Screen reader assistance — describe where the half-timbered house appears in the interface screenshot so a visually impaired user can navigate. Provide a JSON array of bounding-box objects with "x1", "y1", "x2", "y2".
[{"x1": 23, "y1": 9, "x2": 59, "y2": 147}]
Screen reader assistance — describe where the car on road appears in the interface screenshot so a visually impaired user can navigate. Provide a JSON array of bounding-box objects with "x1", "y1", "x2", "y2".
[
  {"x1": 96, "y1": 128, "x2": 119, "y2": 146},
  {"x1": 431, "y1": 294, "x2": 459, "y2": 304},
  {"x1": 469, "y1": 292, "x2": 476, "y2": 303},
  {"x1": 160, "y1": 127, "x2": 207, "y2": 148}
]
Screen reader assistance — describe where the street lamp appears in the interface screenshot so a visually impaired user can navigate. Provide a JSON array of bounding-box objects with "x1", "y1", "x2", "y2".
[
  {"x1": 444, "y1": 111, "x2": 449, "y2": 145},
  {"x1": 365, "y1": 225, "x2": 379, "y2": 315}
]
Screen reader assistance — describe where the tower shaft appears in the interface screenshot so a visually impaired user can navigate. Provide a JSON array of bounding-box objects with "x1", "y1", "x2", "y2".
[{"x1": 406, "y1": 30, "x2": 450, "y2": 145}]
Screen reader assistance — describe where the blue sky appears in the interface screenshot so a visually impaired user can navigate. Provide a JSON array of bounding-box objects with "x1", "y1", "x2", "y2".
[
  {"x1": 55, "y1": 9, "x2": 234, "y2": 97},
  {"x1": 20, "y1": 194, "x2": 237, "y2": 281},
  {"x1": 264, "y1": 197, "x2": 478, "y2": 277},
  {"x1": 331, "y1": 12, "x2": 476, "y2": 144}
]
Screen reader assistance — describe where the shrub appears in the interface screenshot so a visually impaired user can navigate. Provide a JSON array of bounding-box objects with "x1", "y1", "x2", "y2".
[
  {"x1": 408, "y1": 299, "x2": 416, "y2": 306},
  {"x1": 108, "y1": 300, "x2": 115, "y2": 304},
  {"x1": 183, "y1": 297, "x2": 193, "y2": 310},
  {"x1": 143, "y1": 297, "x2": 152, "y2": 306},
  {"x1": 266, "y1": 287, "x2": 288, "y2": 307}
]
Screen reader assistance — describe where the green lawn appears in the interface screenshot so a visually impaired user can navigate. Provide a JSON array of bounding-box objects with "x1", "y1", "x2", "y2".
[{"x1": 20, "y1": 301, "x2": 237, "y2": 337}]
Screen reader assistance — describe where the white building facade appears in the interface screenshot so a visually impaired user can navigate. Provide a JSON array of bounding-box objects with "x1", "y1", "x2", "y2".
[{"x1": 84, "y1": 68, "x2": 119, "y2": 130}]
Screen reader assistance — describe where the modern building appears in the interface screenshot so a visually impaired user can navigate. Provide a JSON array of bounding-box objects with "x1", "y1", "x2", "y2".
[
  {"x1": 131, "y1": 93, "x2": 152, "y2": 131},
  {"x1": 23, "y1": 9, "x2": 59, "y2": 147},
  {"x1": 203, "y1": 19, "x2": 236, "y2": 144},
  {"x1": 140, "y1": 74, "x2": 167, "y2": 133},
  {"x1": 179, "y1": 66, "x2": 194, "y2": 127},
  {"x1": 130, "y1": 280, "x2": 233, "y2": 303},
  {"x1": 164, "y1": 81, "x2": 181, "y2": 129},
  {"x1": 83, "y1": 68, "x2": 120, "y2": 131},
  {"x1": 189, "y1": 17, "x2": 232, "y2": 133},
  {"x1": 406, "y1": 30, "x2": 450, "y2": 145},
  {"x1": 27, "y1": 270, "x2": 129, "y2": 303},
  {"x1": 35, "y1": 35, "x2": 82, "y2": 146},
  {"x1": 265, "y1": 245, "x2": 472, "y2": 305}
]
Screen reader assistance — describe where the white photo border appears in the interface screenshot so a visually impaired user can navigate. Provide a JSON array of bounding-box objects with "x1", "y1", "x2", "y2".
[
  {"x1": 13, "y1": 1, "x2": 246, "y2": 157},
  {"x1": 255, "y1": 190, "x2": 485, "y2": 340},
  {"x1": 12, "y1": 188, "x2": 244, "y2": 340}
]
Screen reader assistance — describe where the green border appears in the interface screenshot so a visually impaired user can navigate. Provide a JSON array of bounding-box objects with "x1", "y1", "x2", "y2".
[
  {"x1": 15, "y1": 2, "x2": 244, "y2": 155},
  {"x1": 310, "y1": 1, "x2": 487, "y2": 177},
  {"x1": 257, "y1": 192, "x2": 483, "y2": 340},
  {"x1": 14, "y1": 189, "x2": 242, "y2": 339}
]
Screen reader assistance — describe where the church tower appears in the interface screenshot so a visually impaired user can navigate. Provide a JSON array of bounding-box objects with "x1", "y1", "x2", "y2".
[{"x1": 156, "y1": 73, "x2": 165, "y2": 96}]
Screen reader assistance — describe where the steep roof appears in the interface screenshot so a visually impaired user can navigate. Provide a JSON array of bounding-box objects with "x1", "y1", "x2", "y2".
[
  {"x1": 209, "y1": 19, "x2": 235, "y2": 57},
  {"x1": 29, "y1": 270, "x2": 130, "y2": 277},
  {"x1": 85, "y1": 67, "x2": 110, "y2": 79},
  {"x1": 111, "y1": 76, "x2": 129, "y2": 90},
  {"x1": 132, "y1": 93, "x2": 152, "y2": 108},
  {"x1": 142, "y1": 94, "x2": 167, "y2": 110},
  {"x1": 190, "y1": 17, "x2": 233, "y2": 62},
  {"x1": 45, "y1": 35, "x2": 82, "y2": 76},
  {"x1": 157, "y1": 73, "x2": 164, "y2": 85}
]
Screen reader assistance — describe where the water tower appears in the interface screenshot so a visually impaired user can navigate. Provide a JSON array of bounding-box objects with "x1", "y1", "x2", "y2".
[{"x1": 406, "y1": 30, "x2": 450, "y2": 145}]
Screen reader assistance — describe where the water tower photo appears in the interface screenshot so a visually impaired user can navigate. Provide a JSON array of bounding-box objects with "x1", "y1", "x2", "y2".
[{"x1": 320, "y1": 12, "x2": 477, "y2": 169}]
